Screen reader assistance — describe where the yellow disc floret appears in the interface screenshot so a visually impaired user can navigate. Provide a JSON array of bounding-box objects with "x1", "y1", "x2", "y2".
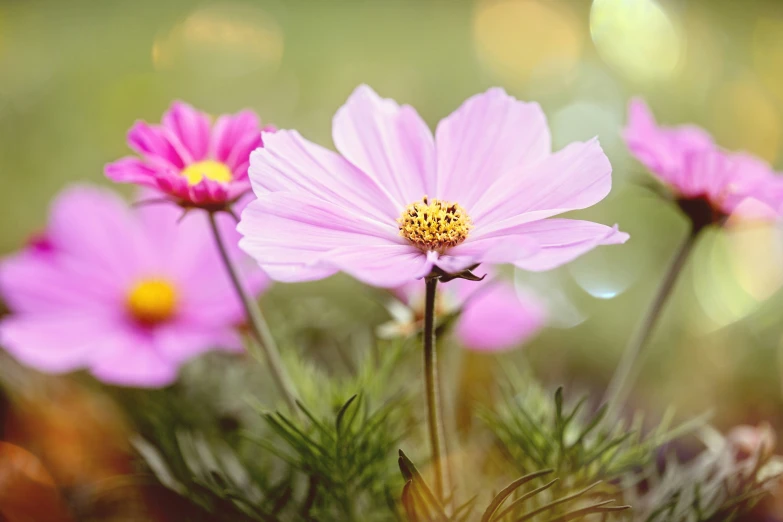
[
  {"x1": 398, "y1": 196, "x2": 472, "y2": 252},
  {"x1": 127, "y1": 279, "x2": 178, "y2": 325},
  {"x1": 181, "y1": 160, "x2": 233, "y2": 186}
]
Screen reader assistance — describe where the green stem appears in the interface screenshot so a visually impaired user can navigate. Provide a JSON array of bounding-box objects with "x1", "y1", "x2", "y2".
[
  {"x1": 423, "y1": 277, "x2": 448, "y2": 502},
  {"x1": 604, "y1": 230, "x2": 697, "y2": 418},
  {"x1": 207, "y1": 211, "x2": 299, "y2": 415}
]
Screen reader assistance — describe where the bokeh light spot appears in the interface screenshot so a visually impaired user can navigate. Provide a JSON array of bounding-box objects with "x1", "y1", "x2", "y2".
[
  {"x1": 473, "y1": 0, "x2": 583, "y2": 87},
  {"x1": 152, "y1": 3, "x2": 283, "y2": 77},
  {"x1": 710, "y1": 78, "x2": 781, "y2": 163},
  {"x1": 589, "y1": 0, "x2": 683, "y2": 82}
]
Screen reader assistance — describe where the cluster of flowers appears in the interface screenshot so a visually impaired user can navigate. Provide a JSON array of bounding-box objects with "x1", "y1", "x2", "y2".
[{"x1": 1, "y1": 86, "x2": 781, "y2": 388}]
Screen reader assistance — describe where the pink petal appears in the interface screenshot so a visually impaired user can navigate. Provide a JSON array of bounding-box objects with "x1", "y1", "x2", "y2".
[
  {"x1": 332, "y1": 84, "x2": 436, "y2": 207},
  {"x1": 505, "y1": 219, "x2": 629, "y2": 271},
  {"x1": 127, "y1": 121, "x2": 187, "y2": 169},
  {"x1": 435, "y1": 235, "x2": 538, "y2": 275},
  {"x1": 455, "y1": 281, "x2": 546, "y2": 352},
  {"x1": 469, "y1": 139, "x2": 613, "y2": 234},
  {"x1": 104, "y1": 157, "x2": 164, "y2": 186},
  {"x1": 210, "y1": 110, "x2": 263, "y2": 173},
  {"x1": 238, "y1": 191, "x2": 404, "y2": 283},
  {"x1": 154, "y1": 322, "x2": 243, "y2": 365},
  {"x1": 248, "y1": 130, "x2": 401, "y2": 223},
  {"x1": 623, "y1": 98, "x2": 713, "y2": 186},
  {"x1": 0, "y1": 313, "x2": 123, "y2": 373},
  {"x1": 46, "y1": 185, "x2": 153, "y2": 288},
  {"x1": 317, "y1": 243, "x2": 433, "y2": 288},
  {"x1": 89, "y1": 331, "x2": 178, "y2": 387},
  {"x1": 162, "y1": 101, "x2": 211, "y2": 162},
  {"x1": 435, "y1": 87, "x2": 551, "y2": 208}
]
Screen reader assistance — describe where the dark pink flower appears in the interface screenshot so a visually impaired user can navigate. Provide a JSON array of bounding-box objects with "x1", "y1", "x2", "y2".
[
  {"x1": 239, "y1": 85, "x2": 628, "y2": 287},
  {"x1": 105, "y1": 101, "x2": 273, "y2": 209},
  {"x1": 0, "y1": 185, "x2": 269, "y2": 387},
  {"x1": 624, "y1": 98, "x2": 782, "y2": 224}
]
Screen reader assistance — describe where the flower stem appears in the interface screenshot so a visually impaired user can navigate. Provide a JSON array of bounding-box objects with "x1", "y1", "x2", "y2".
[
  {"x1": 207, "y1": 211, "x2": 299, "y2": 415},
  {"x1": 423, "y1": 276, "x2": 448, "y2": 502},
  {"x1": 604, "y1": 229, "x2": 697, "y2": 418}
]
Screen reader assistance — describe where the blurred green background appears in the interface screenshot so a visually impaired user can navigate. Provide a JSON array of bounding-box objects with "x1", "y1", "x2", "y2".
[{"x1": 2, "y1": 0, "x2": 783, "y2": 431}]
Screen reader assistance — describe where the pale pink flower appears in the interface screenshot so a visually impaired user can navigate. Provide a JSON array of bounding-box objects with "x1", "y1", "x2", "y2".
[
  {"x1": 0, "y1": 186, "x2": 268, "y2": 387},
  {"x1": 624, "y1": 98, "x2": 782, "y2": 222},
  {"x1": 105, "y1": 101, "x2": 273, "y2": 209},
  {"x1": 239, "y1": 85, "x2": 628, "y2": 287},
  {"x1": 381, "y1": 273, "x2": 545, "y2": 352}
]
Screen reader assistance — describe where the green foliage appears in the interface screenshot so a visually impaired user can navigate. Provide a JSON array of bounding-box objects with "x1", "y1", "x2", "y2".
[
  {"x1": 398, "y1": 450, "x2": 629, "y2": 522},
  {"x1": 621, "y1": 427, "x2": 783, "y2": 522},
  {"x1": 482, "y1": 373, "x2": 707, "y2": 490}
]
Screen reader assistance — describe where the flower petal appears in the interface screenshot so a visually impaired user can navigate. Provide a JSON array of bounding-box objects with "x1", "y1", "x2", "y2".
[
  {"x1": 435, "y1": 234, "x2": 538, "y2": 275},
  {"x1": 469, "y1": 138, "x2": 613, "y2": 235},
  {"x1": 455, "y1": 281, "x2": 546, "y2": 352},
  {"x1": 238, "y1": 192, "x2": 402, "y2": 283},
  {"x1": 435, "y1": 87, "x2": 550, "y2": 207},
  {"x1": 249, "y1": 130, "x2": 401, "y2": 222},
  {"x1": 162, "y1": 101, "x2": 211, "y2": 162},
  {"x1": 89, "y1": 332, "x2": 178, "y2": 387},
  {"x1": 332, "y1": 84, "x2": 436, "y2": 207},
  {"x1": 154, "y1": 322, "x2": 243, "y2": 365},
  {"x1": 623, "y1": 98, "x2": 713, "y2": 185},
  {"x1": 0, "y1": 313, "x2": 122, "y2": 373},
  {"x1": 104, "y1": 157, "x2": 163, "y2": 186},
  {"x1": 503, "y1": 219, "x2": 629, "y2": 271},
  {"x1": 127, "y1": 121, "x2": 186, "y2": 169},
  {"x1": 211, "y1": 110, "x2": 262, "y2": 174},
  {"x1": 318, "y1": 243, "x2": 433, "y2": 288}
]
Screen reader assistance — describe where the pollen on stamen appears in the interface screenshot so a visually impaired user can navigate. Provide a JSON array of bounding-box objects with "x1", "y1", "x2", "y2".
[
  {"x1": 398, "y1": 196, "x2": 472, "y2": 252},
  {"x1": 126, "y1": 279, "x2": 178, "y2": 325}
]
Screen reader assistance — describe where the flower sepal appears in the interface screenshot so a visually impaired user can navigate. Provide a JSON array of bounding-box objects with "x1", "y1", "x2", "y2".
[{"x1": 427, "y1": 264, "x2": 486, "y2": 283}]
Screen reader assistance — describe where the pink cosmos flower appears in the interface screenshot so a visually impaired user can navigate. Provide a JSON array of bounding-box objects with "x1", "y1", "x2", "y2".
[
  {"x1": 0, "y1": 185, "x2": 269, "y2": 387},
  {"x1": 105, "y1": 101, "x2": 273, "y2": 209},
  {"x1": 238, "y1": 85, "x2": 628, "y2": 288},
  {"x1": 624, "y1": 98, "x2": 782, "y2": 222},
  {"x1": 381, "y1": 273, "x2": 546, "y2": 352}
]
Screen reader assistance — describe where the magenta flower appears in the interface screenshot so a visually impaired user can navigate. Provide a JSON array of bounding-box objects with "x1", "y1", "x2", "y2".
[
  {"x1": 624, "y1": 98, "x2": 782, "y2": 222},
  {"x1": 105, "y1": 101, "x2": 273, "y2": 209},
  {"x1": 382, "y1": 273, "x2": 546, "y2": 352},
  {"x1": 239, "y1": 85, "x2": 628, "y2": 287},
  {"x1": 0, "y1": 186, "x2": 268, "y2": 387}
]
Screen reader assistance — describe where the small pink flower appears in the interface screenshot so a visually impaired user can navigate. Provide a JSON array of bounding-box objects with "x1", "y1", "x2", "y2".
[
  {"x1": 105, "y1": 101, "x2": 273, "y2": 209},
  {"x1": 624, "y1": 98, "x2": 782, "y2": 223},
  {"x1": 382, "y1": 273, "x2": 545, "y2": 352},
  {"x1": 239, "y1": 85, "x2": 628, "y2": 287},
  {"x1": 0, "y1": 185, "x2": 269, "y2": 387}
]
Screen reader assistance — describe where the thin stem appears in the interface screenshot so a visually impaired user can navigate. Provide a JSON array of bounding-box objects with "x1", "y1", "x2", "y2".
[
  {"x1": 423, "y1": 277, "x2": 448, "y2": 502},
  {"x1": 604, "y1": 230, "x2": 697, "y2": 418},
  {"x1": 207, "y1": 211, "x2": 299, "y2": 414}
]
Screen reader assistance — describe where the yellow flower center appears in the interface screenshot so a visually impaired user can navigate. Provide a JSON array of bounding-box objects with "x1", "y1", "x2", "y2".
[
  {"x1": 181, "y1": 160, "x2": 233, "y2": 186},
  {"x1": 398, "y1": 196, "x2": 472, "y2": 252},
  {"x1": 126, "y1": 279, "x2": 178, "y2": 325}
]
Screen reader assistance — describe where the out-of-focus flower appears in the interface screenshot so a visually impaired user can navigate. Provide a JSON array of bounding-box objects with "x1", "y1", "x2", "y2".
[
  {"x1": 727, "y1": 422, "x2": 777, "y2": 461},
  {"x1": 0, "y1": 442, "x2": 73, "y2": 522},
  {"x1": 623, "y1": 98, "x2": 782, "y2": 229},
  {"x1": 105, "y1": 101, "x2": 273, "y2": 210},
  {"x1": 0, "y1": 185, "x2": 268, "y2": 387},
  {"x1": 380, "y1": 272, "x2": 546, "y2": 352},
  {"x1": 239, "y1": 85, "x2": 627, "y2": 287}
]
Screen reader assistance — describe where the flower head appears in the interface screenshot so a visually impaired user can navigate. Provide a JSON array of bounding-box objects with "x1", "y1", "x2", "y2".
[
  {"x1": 238, "y1": 85, "x2": 628, "y2": 287},
  {"x1": 105, "y1": 101, "x2": 273, "y2": 209},
  {"x1": 624, "y1": 98, "x2": 782, "y2": 228},
  {"x1": 0, "y1": 186, "x2": 269, "y2": 387},
  {"x1": 381, "y1": 273, "x2": 546, "y2": 352}
]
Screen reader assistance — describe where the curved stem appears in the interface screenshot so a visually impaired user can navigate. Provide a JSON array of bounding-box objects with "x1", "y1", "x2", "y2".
[
  {"x1": 207, "y1": 212, "x2": 299, "y2": 414},
  {"x1": 604, "y1": 230, "x2": 697, "y2": 418},
  {"x1": 423, "y1": 277, "x2": 448, "y2": 502}
]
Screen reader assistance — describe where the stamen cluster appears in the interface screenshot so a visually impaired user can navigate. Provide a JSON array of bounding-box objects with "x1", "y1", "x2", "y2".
[{"x1": 398, "y1": 196, "x2": 472, "y2": 252}]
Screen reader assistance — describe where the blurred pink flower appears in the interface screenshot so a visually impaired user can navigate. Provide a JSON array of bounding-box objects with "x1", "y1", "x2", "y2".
[
  {"x1": 382, "y1": 274, "x2": 545, "y2": 352},
  {"x1": 239, "y1": 85, "x2": 627, "y2": 287},
  {"x1": 624, "y1": 98, "x2": 782, "y2": 222},
  {"x1": 0, "y1": 185, "x2": 269, "y2": 387},
  {"x1": 105, "y1": 101, "x2": 273, "y2": 209}
]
